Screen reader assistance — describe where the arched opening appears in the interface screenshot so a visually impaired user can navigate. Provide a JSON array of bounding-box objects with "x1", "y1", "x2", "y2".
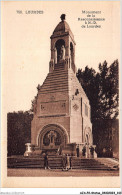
[
  {"x1": 84, "y1": 127, "x2": 93, "y2": 145},
  {"x1": 38, "y1": 124, "x2": 68, "y2": 151},
  {"x1": 43, "y1": 130, "x2": 62, "y2": 146},
  {"x1": 55, "y1": 39, "x2": 65, "y2": 63}
]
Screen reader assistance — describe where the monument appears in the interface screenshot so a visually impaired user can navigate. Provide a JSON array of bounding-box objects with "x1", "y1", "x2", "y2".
[{"x1": 24, "y1": 14, "x2": 96, "y2": 158}]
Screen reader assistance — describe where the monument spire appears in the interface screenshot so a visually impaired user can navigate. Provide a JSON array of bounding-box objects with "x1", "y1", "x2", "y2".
[{"x1": 50, "y1": 14, "x2": 76, "y2": 73}]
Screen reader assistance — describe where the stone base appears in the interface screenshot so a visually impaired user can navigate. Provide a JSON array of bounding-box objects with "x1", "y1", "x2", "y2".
[
  {"x1": 24, "y1": 142, "x2": 97, "y2": 158},
  {"x1": 62, "y1": 143, "x2": 77, "y2": 156},
  {"x1": 24, "y1": 143, "x2": 35, "y2": 157}
]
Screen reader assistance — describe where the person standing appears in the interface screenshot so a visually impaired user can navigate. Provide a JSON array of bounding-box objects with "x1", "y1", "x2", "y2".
[
  {"x1": 44, "y1": 153, "x2": 48, "y2": 169},
  {"x1": 62, "y1": 153, "x2": 66, "y2": 171},
  {"x1": 66, "y1": 154, "x2": 70, "y2": 170}
]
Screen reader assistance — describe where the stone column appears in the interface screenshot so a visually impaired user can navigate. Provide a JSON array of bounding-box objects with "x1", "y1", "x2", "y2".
[
  {"x1": 94, "y1": 151, "x2": 97, "y2": 158},
  {"x1": 85, "y1": 145, "x2": 90, "y2": 158},
  {"x1": 54, "y1": 48, "x2": 57, "y2": 64}
]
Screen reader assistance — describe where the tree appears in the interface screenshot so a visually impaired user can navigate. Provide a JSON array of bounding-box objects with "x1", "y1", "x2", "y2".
[
  {"x1": 76, "y1": 60, "x2": 119, "y2": 121},
  {"x1": 77, "y1": 60, "x2": 119, "y2": 157},
  {"x1": 77, "y1": 66, "x2": 100, "y2": 121},
  {"x1": 7, "y1": 111, "x2": 33, "y2": 156},
  {"x1": 98, "y1": 60, "x2": 119, "y2": 119}
]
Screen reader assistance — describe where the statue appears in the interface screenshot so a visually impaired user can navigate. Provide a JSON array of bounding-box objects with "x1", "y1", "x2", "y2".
[
  {"x1": 54, "y1": 47, "x2": 57, "y2": 64},
  {"x1": 60, "y1": 14, "x2": 66, "y2": 21},
  {"x1": 48, "y1": 130, "x2": 57, "y2": 145},
  {"x1": 60, "y1": 45, "x2": 65, "y2": 60}
]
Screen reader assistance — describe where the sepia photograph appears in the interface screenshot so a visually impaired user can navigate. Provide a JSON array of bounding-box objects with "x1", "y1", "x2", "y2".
[{"x1": 1, "y1": 0, "x2": 120, "y2": 188}]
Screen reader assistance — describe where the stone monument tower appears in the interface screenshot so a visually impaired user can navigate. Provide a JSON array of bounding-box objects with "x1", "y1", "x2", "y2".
[{"x1": 25, "y1": 14, "x2": 96, "y2": 157}]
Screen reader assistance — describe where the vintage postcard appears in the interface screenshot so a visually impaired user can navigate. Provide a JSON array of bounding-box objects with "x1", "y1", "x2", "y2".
[{"x1": 1, "y1": 1, "x2": 120, "y2": 188}]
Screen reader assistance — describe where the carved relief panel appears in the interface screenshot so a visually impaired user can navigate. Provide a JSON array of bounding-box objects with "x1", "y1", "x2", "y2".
[{"x1": 40, "y1": 100, "x2": 67, "y2": 116}]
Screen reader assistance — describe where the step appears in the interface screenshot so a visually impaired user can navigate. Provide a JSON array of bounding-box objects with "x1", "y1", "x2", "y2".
[
  {"x1": 70, "y1": 158, "x2": 112, "y2": 170},
  {"x1": 72, "y1": 167, "x2": 111, "y2": 170},
  {"x1": 7, "y1": 157, "x2": 45, "y2": 168},
  {"x1": 46, "y1": 71, "x2": 68, "y2": 75},
  {"x1": 8, "y1": 156, "x2": 117, "y2": 170},
  {"x1": 96, "y1": 158, "x2": 119, "y2": 170}
]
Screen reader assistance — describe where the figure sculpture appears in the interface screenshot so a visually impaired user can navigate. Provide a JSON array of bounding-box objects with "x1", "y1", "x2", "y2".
[
  {"x1": 60, "y1": 45, "x2": 65, "y2": 60},
  {"x1": 54, "y1": 47, "x2": 57, "y2": 64}
]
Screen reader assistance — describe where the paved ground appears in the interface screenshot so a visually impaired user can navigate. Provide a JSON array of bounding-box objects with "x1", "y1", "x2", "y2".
[{"x1": 7, "y1": 168, "x2": 119, "y2": 177}]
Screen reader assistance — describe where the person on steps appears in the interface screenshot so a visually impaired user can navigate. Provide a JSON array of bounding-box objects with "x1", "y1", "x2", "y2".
[
  {"x1": 66, "y1": 154, "x2": 70, "y2": 171},
  {"x1": 44, "y1": 153, "x2": 50, "y2": 169},
  {"x1": 62, "y1": 153, "x2": 67, "y2": 171}
]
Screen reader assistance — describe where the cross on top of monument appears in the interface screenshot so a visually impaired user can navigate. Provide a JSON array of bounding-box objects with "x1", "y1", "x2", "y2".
[{"x1": 60, "y1": 14, "x2": 66, "y2": 21}]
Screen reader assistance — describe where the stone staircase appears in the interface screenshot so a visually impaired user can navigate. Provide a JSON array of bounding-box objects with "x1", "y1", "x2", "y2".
[
  {"x1": 95, "y1": 158, "x2": 119, "y2": 170},
  {"x1": 7, "y1": 156, "x2": 44, "y2": 168},
  {"x1": 7, "y1": 155, "x2": 63, "y2": 169},
  {"x1": 54, "y1": 63, "x2": 65, "y2": 70},
  {"x1": 8, "y1": 156, "x2": 119, "y2": 170},
  {"x1": 48, "y1": 155, "x2": 63, "y2": 169},
  {"x1": 71, "y1": 157, "x2": 114, "y2": 170}
]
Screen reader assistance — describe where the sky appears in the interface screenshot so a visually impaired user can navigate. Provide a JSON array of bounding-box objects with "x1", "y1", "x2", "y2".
[{"x1": 1, "y1": 1, "x2": 120, "y2": 112}]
